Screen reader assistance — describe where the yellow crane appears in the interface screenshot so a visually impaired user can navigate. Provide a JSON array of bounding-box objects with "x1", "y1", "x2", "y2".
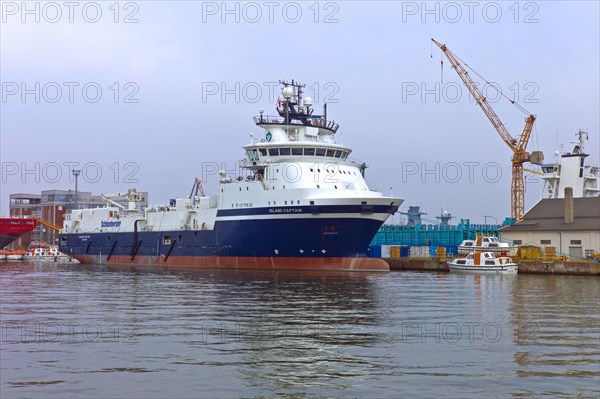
[
  {"x1": 431, "y1": 38, "x2": 542, "y2": 220},
  {"x1": 35, "y1": 217, "x2": 61, "y2": 232}
]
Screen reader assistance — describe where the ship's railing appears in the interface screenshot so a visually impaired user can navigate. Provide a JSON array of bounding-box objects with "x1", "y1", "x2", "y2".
[{"x1": 253, "y1": 115, "x2": 339, "y2": 133}]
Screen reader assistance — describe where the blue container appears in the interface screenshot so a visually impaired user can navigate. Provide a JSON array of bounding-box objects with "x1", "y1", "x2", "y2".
[
  {"x1": 369, "y1": 245, "x2": 382, "y2": 258},
  {"x1": 429, "y1": 246, "x2": 438, "y2": 257},
  {"x1": 446, "y1": 245, "x2": 458, "y2": 256},
  {"x1": 400, "y1": 246, "x2": 410, "y2": 258}
]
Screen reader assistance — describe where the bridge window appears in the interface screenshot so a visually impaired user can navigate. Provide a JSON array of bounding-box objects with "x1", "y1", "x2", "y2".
[
  {"x1": 304, "y1": 148, "x2": 315, "y2": 156},
  {"x1": 334, "y1": 151, "x2": 342, "y2": 158},
  {"x1": 247, "y1": 149, "x2": 259, "y2": 161},
  {"x1": 268, "y1": 148, "x2": 279, "y2": 156},
  {"x1": 259, "y1": 148, "x2": 267, "y2": 156},
  {"x1": 292, "y1": 148, "x2": 303, "y2": 155},
  {"x1": 315, "y1": 148, "x2": 326, "y2": 156},
  {"x1": 279, "y1": 148, "x2": 291, "y2": 156},
  {"x1": 326, "y1": 149, "x2": 335, "y2": 157}
]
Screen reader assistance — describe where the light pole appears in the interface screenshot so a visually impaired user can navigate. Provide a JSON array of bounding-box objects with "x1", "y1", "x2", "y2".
[
  {"x1": 484, "y1": 215, "x2": 498, "y2": 225},
  {"x1": 72, "y1": 169, "x2": 81, "y2": 210}
]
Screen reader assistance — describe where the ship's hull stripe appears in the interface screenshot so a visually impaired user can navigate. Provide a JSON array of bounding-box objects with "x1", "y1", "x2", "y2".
[
  {"x1": 216, "y1": 204, "x2": 396, "y2": 217},
  {"x1": 215, "y1": 213, "x2": 389, "y2": 221}
]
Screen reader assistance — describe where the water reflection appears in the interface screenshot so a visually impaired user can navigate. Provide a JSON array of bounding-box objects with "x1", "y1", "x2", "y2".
[
  {"x1": 1, "y1": 262, "x2": 598, "y2": 398},
  {"x1": 510, "y1": 275, "x2": 600, "y2": 393}
]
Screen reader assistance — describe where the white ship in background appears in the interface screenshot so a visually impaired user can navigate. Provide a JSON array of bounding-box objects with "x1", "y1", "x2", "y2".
[{"x1": 539, "y1": 130, "x2": 599, "y2": 199}]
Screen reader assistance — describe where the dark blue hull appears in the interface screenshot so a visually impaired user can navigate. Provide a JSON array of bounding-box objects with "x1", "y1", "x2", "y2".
[{"x1": 60, "y1": 217, "x2": 384, "y2": 260}]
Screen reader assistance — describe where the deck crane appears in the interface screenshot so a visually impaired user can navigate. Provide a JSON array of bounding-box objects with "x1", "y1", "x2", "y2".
[
  {"x1": 101, "y1": 188, "x2": 143, "y2": 211},
  {"x1": 431, "y1": 38, "x2": 543, "y2": 221}
]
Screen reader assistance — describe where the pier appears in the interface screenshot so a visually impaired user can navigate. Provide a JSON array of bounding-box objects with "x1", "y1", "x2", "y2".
[{"x1": 384, "y1": 258, "x2": 600, "y2": 275}]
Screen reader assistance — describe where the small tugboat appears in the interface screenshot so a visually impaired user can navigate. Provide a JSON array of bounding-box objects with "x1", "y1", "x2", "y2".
[
  {"x1": 458, "y1": 236, "x2": 516, "y2": 256},
  {"x1": 448, "y1": 251, "x2": 518, "y2": 274}
]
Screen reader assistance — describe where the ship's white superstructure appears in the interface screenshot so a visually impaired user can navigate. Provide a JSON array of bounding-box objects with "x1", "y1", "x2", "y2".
[{"x1": 540, "y1": 130, "x2": 599, "y2": 199}]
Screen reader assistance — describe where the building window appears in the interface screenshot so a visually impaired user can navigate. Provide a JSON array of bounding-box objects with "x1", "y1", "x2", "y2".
[
  {"x1": 570, "y1": 240, "x2": 582, "y2": 245},
  {"x1": 540, "y1": 240, "x2": 551, "y2": 245}
]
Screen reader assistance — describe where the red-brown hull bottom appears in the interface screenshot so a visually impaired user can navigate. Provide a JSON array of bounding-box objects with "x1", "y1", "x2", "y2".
[{"x1": 73, "y1": 255, "x2": 390, "y2": 272}]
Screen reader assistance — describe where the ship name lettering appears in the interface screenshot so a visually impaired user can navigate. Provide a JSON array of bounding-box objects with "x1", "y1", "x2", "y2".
[
  {"x1": 269, "y1": 208, "x2": 302, "y2": 214},
  {"x1": 101, "y1": 221, "x2": 122, "y2": 228}
]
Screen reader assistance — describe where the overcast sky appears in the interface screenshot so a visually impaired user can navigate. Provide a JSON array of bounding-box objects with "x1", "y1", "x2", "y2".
[{"x1": 1, "y1": 1, "x2": 599, "y2": 224}]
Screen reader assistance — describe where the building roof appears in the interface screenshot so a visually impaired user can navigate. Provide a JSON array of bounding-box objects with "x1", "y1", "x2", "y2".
[
  {"x1": 9, "y1": 193, "x2": 41, "y2": 199},
  {"x1": 499, "y1": 197, "x2": 600, "y2": 232}
]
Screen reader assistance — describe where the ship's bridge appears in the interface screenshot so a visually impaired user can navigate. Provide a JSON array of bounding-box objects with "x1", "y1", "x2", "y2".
[{"x1": 242, "y1": 143, "x2": 352, "y2": 169}]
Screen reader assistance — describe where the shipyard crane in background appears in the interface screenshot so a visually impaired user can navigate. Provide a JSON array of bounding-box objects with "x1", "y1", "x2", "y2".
[{"x1": 431, "y1": 38, "x2": 543, "y2": 221}]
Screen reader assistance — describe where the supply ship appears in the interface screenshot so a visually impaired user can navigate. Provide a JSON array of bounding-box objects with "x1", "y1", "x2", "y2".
[{"x1": 59, "y1": 80, "x2": 402, "y2": 271}]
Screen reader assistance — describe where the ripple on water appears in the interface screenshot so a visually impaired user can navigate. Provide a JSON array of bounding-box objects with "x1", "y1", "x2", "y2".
[{"x1": 0, "y1": 264, "x2": 598, "y2": 399}]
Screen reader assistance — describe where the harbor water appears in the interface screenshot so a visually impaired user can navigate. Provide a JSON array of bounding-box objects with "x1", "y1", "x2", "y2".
[{"x1": 1, "y1": 262, "x2": 599, "y2": 398}]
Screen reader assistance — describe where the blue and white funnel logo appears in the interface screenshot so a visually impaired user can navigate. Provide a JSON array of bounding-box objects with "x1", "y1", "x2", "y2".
[{"x1": 266, "y1": 131, "x2": 272, "y2": 142}]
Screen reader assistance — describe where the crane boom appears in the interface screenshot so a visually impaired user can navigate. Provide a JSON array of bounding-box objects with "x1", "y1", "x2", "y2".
[
  {"x1": 431, "y1": 38, "x2": 537, "y2": 220},
  {"x1": 431, "y1": 38, "x2": 518, "y2": 149}
]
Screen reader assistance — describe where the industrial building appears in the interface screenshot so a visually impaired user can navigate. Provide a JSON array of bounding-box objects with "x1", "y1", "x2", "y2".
[{"x1": 499, "y1": 192, "x2": 600, "y2": 259}]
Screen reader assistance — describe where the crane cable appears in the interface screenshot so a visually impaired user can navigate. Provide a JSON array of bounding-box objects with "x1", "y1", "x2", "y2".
[{"x1": 446, "y1": 49, "x2": 533, "y2": 117}]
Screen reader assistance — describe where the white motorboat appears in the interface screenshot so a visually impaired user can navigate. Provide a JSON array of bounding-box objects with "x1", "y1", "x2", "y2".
[
  {"x1": 448, "y1": 252, "x2": 518, "y2": 274},
  {"x1": 25, "y1": 246, "x2": 78, "y2": 263},
  {"x1": 458, "y1": 236, "x2": 516, "y2": 256}
]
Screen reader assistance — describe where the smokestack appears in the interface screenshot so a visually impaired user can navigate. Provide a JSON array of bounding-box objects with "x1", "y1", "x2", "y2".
[{"x1": 564, "y1": 187, "x2": 574, "y2": 224}]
